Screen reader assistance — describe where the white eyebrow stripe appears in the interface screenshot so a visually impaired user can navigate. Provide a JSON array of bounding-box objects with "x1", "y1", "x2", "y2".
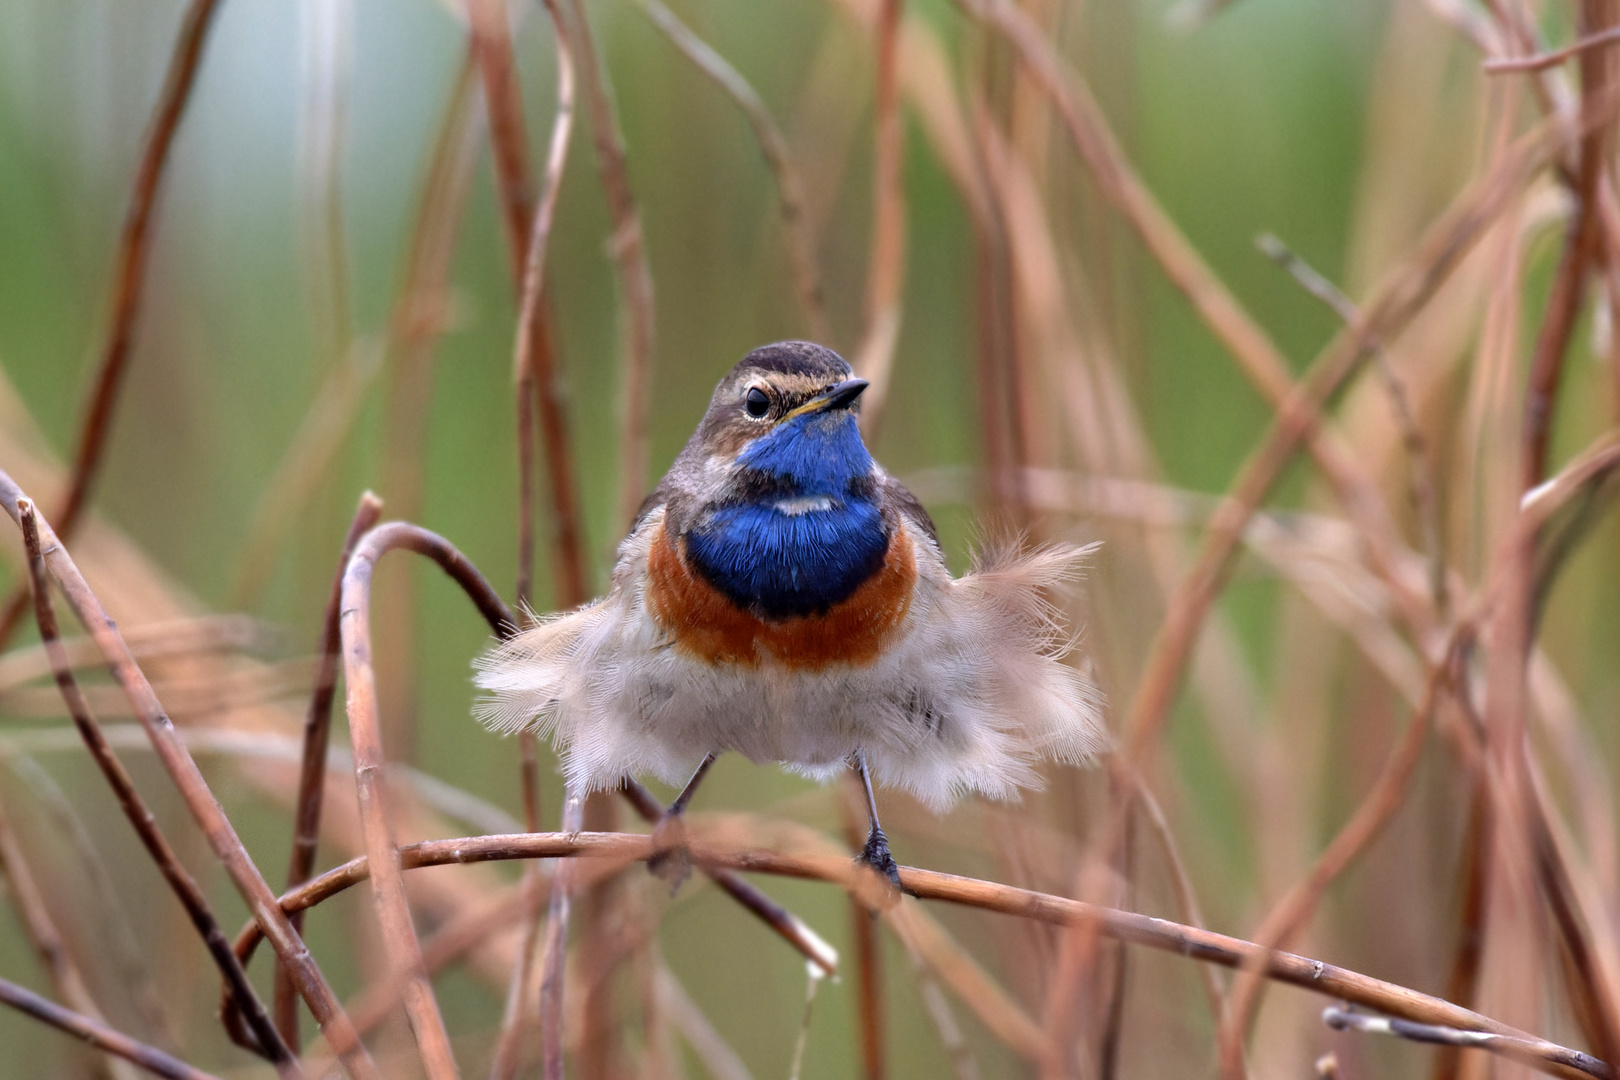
[{"x1": 774, "y1": 495, "x2": 833, "y2": 516}]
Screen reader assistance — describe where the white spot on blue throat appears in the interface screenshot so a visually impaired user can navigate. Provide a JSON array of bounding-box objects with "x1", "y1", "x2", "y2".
[{"x1": 774, "y1": 495, "x2": 834, "y2": 516}]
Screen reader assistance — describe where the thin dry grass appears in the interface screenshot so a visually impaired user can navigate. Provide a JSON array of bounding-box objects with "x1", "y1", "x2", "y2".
[{"x1": 4, "y1": 3, "x2": 1620, "y2": 1079}]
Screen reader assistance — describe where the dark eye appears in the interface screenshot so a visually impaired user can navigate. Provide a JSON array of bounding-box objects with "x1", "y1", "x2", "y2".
[{"x1": 744, "y1": 387, "x2": 771, "y2": 418}]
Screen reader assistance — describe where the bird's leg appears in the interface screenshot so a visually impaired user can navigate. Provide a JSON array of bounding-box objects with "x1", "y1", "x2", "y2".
[
  {"x1": 648, "y1": 752, "x2": 717, "y2": 891},
  {"x1": 851, "y1": 750, "x2": 901, "y2": 888}
]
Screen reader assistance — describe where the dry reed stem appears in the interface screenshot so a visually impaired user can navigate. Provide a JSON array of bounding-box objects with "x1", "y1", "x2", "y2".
[
  {"x1": 471, "y1": 0, "x2": 588, "y2": 615},
  {"x1": 0, "y1": 614, "x2": 261, "y2": 692},
  {"x1": 1114, "y1": 111, "x2": 1554, "y2": 766},
  {"x1": 1486, "y1": 24, "x2": 1620, "y2": 73},
  {"x1": 1129, "y1": 765, "x2": 1233, "y2": 1034},
  {"x1": 1257, "y1": 233, "x2": 1450, "y2": 611},
  {"x1": 0, "y1": 0, "x2": 223, "y2": 648},
  {"x1": 469, "y1": 0, "x2": 536, "y2": 287},
  {"x1": 1511, "y1": 431, "x2": 1620, "y2": 1060},
  {"x1": 1026, "y1": 88, "x2": 1570, "y2": 1024},
  {"x1": 963, "y1": 0, "x2": 1500, "y2": 652},
  {"x1": 1522, "y1": 1, "x2": 1617, "y2": 489},
  {"x1": 506, "y1": 0, "x2": 584, "y2": 611},
  {"x1": 839, "y1": 777, "x2": 886, "y2": 1080},
  {"x1": 652, "y1": 965, "x2": 756, "y2": 1080},
  {"x1": 372, "y1": 874, "x2": 543, "y2": 1042},
  {"x1": 958, "y1": 0, "x2": 1418, "y2": 760},
  {"x1": 3, "y1": 473, "x2": 379, "y2": 1080},
  {"x1": 0, "y1": 974, "x2": 223, "y2": 1080},
  {"x1": 1437, "y1": 97, "x2": 1532, "y2": 1068},
  {"x1": 1217, "y1": 629, "x2": 1471, "y2": 1079},
  {"x1": 244, "y1": 876, "x2": 543, "y2": 1076},
  {"x1": 276, "y1": 491, "x2": 385, "y2": 1049},
  {"x1": 373, "y1": 49, "x2": 488, "y2": 768},
  {"x1": 908, "y1": 956, "x2": 984, "y2": 1080},
  {"x1": 635, "y1": 0, "x2": 831, "y2": 342},
  {"x1": 342, "y1": 521, "x2": 518, "y2": 1080},
  {"x1": 1, "y1": 754, "x2": 177, "y2": 1048},
  {"x1": 18, "y1": 499, "x2": 301, "y2": 1077},
  {"x1": 1324, "y1": 1006, "x2": 1613, "y2": 1080},
  {"x1": 213, "y1": 827, "x2": 1613, "y2": 1079},
  {"x1": 0, "y1": 803, "x2": 128, "y2": 1080},
  {"x1": 488, "y1": 10, "x2": 580, "y2": 1072},
  {"x1": 1526, "y1": 757, "x2": 1620, "y2": 1072},
  {"x1": 853, "y1": 0, "x2": 907, "y2": 434},
  {"x1": 540, "y1": 791, "x2": 584, "y2": 1080},
  {"x1": 560, "y1": 0, "x2": 657, "y2": 531},
  {"x1": 883, "y1": 901, "x2": 1044, "y2": 1060},
  {"x1": 618, "y1": 778, "x2": 838, "y2": 976},
  {"x1": 490, "y1": 874, "x2": 546, "y2": 1080}
]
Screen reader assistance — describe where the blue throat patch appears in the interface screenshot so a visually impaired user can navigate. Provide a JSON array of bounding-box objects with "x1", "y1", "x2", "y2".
[{"x1": 686, "y1": 410, "x2": 888, "y2": 620}]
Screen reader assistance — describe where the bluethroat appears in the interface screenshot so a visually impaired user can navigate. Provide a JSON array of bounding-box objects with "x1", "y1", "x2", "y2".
[{"x1": 477, "y1": 341, "x2": 1104, "y2": 884}]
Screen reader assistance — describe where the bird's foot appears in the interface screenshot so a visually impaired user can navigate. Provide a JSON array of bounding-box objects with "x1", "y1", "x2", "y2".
[
  {"x1": 647, "y1": 810, "x2": 693, "y2": 894},
  {"x1": 856, "y1": 827, "x2": 902, "y2": 890}
]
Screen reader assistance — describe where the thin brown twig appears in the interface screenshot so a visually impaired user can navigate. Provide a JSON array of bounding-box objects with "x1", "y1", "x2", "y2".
[
  {"x1": 18, "y1": 499, "x2": 302, "y2": 1077},
  {"x1": 275, "y1": 491, "x2": 384, "y2": 1050},
  {"x1": 0, "y1": 974, "x2": 224, "y2": 1080},
  {"x1": 469, "y1": 0, "x2": 587, "y2": 614},
  {"x1": 0, "y1": 754, "x2": 178, "y2": 1048},
  {"x1": 216, "y1": 827, "x2": 1614, "y2": 1080},
  {"x1": 1522, "y1": 2, "x2": 1617, "y2": 490},
  {"x1": 1485, "y1": 24, "x2": 1620, "y2": 73},
  {"x1": 1031, "y1": 99, "x2": 1559, "y2": 1027},
  {"x1": 1497, "y1": 8, "x2": 1620, "y2": 1043},
  {"x1": 854, "y1": 0, "x2": 908, "y2": 433},
  {"x1": 1126, "y1": 767, "x2": 1233, "y2": 1037},
  {"x1": 343, "y1": 521, "x2": 517, "y2": 1080},
  {"x1": 1257, "y1": 232, "x2": 1450, "y2": 613},
  {"x1": 1217, "y1": 626, "x2": 1472, "y2": 1079},
  {"x1": 0, "y1": 803, "x2": 127, "y2": 1080},
  {"x1": 1325, "y1": 1006, "x2": 1613, "y2": 1080},
  {"x1": 1112, "y1": 108, "x2": 1555, "y2": 767},
  {"x1": 0, "y1": 474, "x2": 380, "y2": 1080},
  {"x1": 560, "y1": 0, "x2": 658, "y2": 531},
  {"x1": 841, "y1": 776, "x2": 886, "y2": 1080},
  {"x1": 469, "y1": 0, "x2": 535, "y2": 287},
  {"x1": 617, "y1": 779, "x2": 838, "y2": 976},
  {"x1": 634, "y1": 0, "x2": 831, "y2": 342},
  {"x1": 883, "y1": 901, "x2": 1044, "y2": 1060},
  {"x1": 288, "y1": 881, "x2": 543, "y2": 1080},
  {"x1": 956, "y1": 0, "x2": 1553, "y2": 656},
  {"x1": 541, "y1": 790, "x2": 585, "y2": 1080},
  {"x1": 1508, "y1": 431, "x2": 1620, "y2": 1061},
  {"x1": 471, "y1": 6, "x2": 582, "y2": 1074},
  {"x1": 0, "y1": 0, "x2": 224, "y2": 650}
]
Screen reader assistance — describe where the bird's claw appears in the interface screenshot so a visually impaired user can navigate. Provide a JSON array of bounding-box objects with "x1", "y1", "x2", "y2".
[{"x1": 857, "y1": 828, "x2": 902, "y2": 890}]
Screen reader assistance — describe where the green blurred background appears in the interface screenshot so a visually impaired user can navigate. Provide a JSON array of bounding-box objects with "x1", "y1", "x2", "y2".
[{"x1": 6, "y1": 1, "x2": 1585, "y2": 1077}]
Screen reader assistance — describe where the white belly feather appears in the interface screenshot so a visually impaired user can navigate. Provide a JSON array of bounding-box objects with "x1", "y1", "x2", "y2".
[{"x1": 475, "y1": 519, "x2": 1105, "y2": 810}]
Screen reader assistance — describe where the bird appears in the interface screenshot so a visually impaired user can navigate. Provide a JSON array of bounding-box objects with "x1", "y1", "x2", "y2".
[{"x1": 475, "y1": 341, "x2": 1105, "y2": 884}]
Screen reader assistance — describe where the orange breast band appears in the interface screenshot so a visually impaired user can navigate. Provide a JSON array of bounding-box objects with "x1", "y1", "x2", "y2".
[{"x1": 645, "y1": 519, "x2": 917, "y2": 669}]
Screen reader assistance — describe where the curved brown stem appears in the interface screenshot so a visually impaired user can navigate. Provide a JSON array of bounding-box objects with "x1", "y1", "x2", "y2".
[
  {"x1": 0, "y1": 0, "x2": 224, "y2": 649},
  {"x1": 19, "y1": 501, "x2": 300, "y2": 1076},
  {"x1": 340, "y1": 521, "x2": 514, "y2": 1080},
  {"x1": 0, "y1": 974, "x2": 224, "y2": 1080},
  {"x1": 560, "y1": 0, "x2": 658, "y2": 531},
  {"x1": 275, "y1": 491, "x2": 384, "y2": 1049},
  {"x1": 0, "y1": 473, "x2": 378, "y2": 1080},
  {"x1": 216, "y1": 827, "x2": 1612, "y2": 1080}
]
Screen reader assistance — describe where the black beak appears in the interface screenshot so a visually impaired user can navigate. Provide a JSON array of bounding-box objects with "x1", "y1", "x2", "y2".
[
  {"x1": 817, "y1": 378, "x2": 869, "y2": 411},
  {"x1": 783, "y1": 377, "x2": 869, "y2": 420}
]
